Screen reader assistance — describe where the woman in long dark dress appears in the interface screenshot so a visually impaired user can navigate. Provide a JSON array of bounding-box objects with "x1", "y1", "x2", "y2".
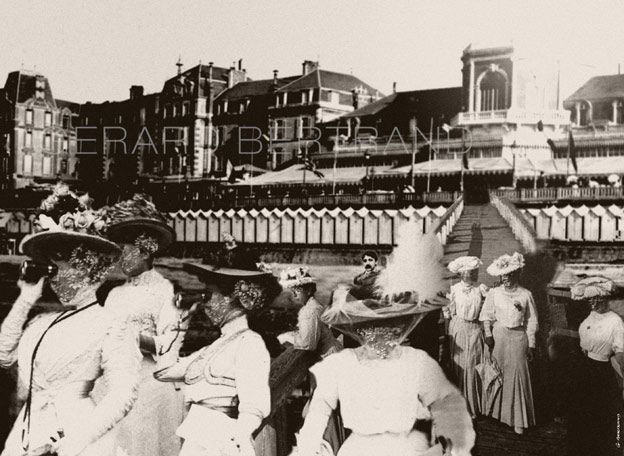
[{"x1": 568, "y1": 276, "x2": 624, "y2": 456}]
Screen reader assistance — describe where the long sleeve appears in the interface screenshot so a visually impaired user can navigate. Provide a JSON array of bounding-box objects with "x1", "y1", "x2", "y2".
[
  {"x1": 73, "y1": 317, "x2": 142, "y2": 451},
  {"x1": 297, "y1": 355, "x2": 339, "y2": 456},
  {"x1": 523, "y1": 292, "x2": 538, "y2": 348},
  {"x1": 153, "y1": 349, "x2": 201, "y2": 382},
  {"x1": 235, "y1": 332, "x2": 271, "y2": 424},
  {"x1": 415, "y1": 351, "x2": 475, "y2": 455},
  {"x1": 479, "y1": 290, "x2": 495, "y2": 338},
  {"x1": 293, "y1": 304, "x2": 321, "y2": 351},
  {"x1": 443, "y1": 288, "x2": 456, "y2": 319},
  {"x1": 153, "y1": 284, "x2": 187, "y2": 368},
  {"x1": 0, "y1": 299, "x2": 33, "y2": 368}
]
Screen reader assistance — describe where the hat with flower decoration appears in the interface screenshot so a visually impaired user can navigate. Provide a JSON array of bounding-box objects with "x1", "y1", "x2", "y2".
[
  {"x1": 448, "y1": 256, "x2": 482, "y2": 274},
  {"x1": 19, "y1": 183, "x2": 121, "y2": 260},
  {"x1": 279, "y1": 267, "x2": 316, "y2": 289},
  {"x1": 570, "y1": 276, "x2": 616, "y2": 301},
  {"x1": 104, "y1": 194, "x2": 175, "y2": 255},
  {"x1": 321, "y1": 224, "x2": 449, "y2": 343},
  {"x1": 183, "y1": 234, "x2": 280, "y2": 310},
  {"x1": 486, "y1": 252, "x2": 525, "y2": 276}
]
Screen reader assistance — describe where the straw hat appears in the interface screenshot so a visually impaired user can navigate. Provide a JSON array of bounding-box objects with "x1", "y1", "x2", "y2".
[
  {"x1": 20, "y1": 183, "x2": 120, "y2": 259},
  {"x1": 448, "y1": 256, "x2": 482, "y2": 274},
  {"x1": 570, "y1": 276, "x2": 615, "y2": 301},
  {"x1": 279, "y1": 267, "x2": 316, "y2": 289},
  {"x1": 486, "y1": 252, "x2": 525, "y2": 276}
]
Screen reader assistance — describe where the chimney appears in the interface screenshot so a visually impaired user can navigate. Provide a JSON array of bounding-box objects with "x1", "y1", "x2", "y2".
[
  {"x1": 208, "y1": 62, "x2": 213, "y2": 80},
  {"x1": 273, "y1": 70, "x2": 278, "y2": 85},
  {"x1": 130, "y1": 85, "x2": 144, "y2": 101},
  {"x1": 238, "y1": 59, "x2": 243, "y2": 71},
  {"x1": 393, "y1": 82, "x2": 397, "y2": 93},
  {"x1": 243, "y1": 69, "x2": 247, "y2": 81},
  {"x1": 302, "y1": 60, "x2": 319, "y2": 75},
  {"x1": 228, "y1": 66, "x2": 235, "y2": 88}
]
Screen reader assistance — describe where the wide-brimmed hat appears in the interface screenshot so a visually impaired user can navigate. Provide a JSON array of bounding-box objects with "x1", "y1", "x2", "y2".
[
  {"x1": 486, "y1": 252, "x2": 525, "y2": 276},
  {"x1": 322, "y1": 226, "x2": 448, "y2": 340},
  {"x1": 570, "y1": 276, "x2": 616, "y2": 301},
  {"x1": 20, "y1": 183, "x2": 121, "y2": 260},
  {"x1": 104, "y1": 194, "x2": 175, "y2": 254},
  {"x1": 279, "y1": 267, "x2": 316, "y2": 289},
  {"x1": 448, "y1": 256, "x2": 482, "y2": 274}
]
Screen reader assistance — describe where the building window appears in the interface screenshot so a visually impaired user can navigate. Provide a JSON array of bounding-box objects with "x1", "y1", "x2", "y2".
[
  {"x1": 275, "y1": 95, "x2": 281, "y2": 107},
  {"x1": 25, "y1": 130, "x2": 32, "y2": 148},
  {"x1": 25, "y1": 109, "x2": 33, "y2": 125},
  {"x1": 44, "y1": 111, "x2": 52, "y2": 127},
  {"x1": 140, "y1": 107, "x2": 146, "y2": 123},
  {"x1": 274, "y1": 120, "x2": 285, "y2": 140},
  {"x1": 615, "y1": 101, "x2": 623, "y2": 124},
  {"x1": 23, "y1": 154, "x2": 32, "y2": 174},
  {"x1": 302, "y1": 91, "x2": 309, "y2": 104},
  {"x1": 302, "y1": 117, "x2": 311, "y2": 138},
  {"x1": 63, "y1": 137, "x2": 69, "y2": 153},
  {"x1": 479, "y1": 71, "x2": 507, "y2": 111},
  {"x1": 42, "y1": 156, "x2": 51, "y2": 176},
  {"x1": 62, "y1": 114, "x2": 70, "y2": 129},
  {"x1": 60, "y1": 158, "x2": 68, "y2": 174},
  {"x1": 183, "y1": 101, "x2": 189, "y2": 116},
  {"x1": 44, "y1": 133, "x2": 51, "y2": 150},
  {"x1": 173, "y1": 103, "x2": 179, "y2": 117},
  {"x1": 164, "y1": 104, "x2": 171, "y2": 118}
]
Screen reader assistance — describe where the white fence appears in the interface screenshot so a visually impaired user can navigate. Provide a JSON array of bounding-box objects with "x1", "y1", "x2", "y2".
[
  {"x1": 520, "y1": 205, "x2": 624, "y2": 242},
  {"x1": 168, "y1": 205, "x2": 453, "y2": 246}
]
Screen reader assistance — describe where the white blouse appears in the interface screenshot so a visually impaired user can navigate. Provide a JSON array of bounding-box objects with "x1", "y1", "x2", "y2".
[
  {"x1": 155, "y1": 315, "x2": 271, "y2": 443},
  {"x1": 105, "y1": 268, "x2": 182, "y2": 367},
  {"x1": 0, "y1": 293, "x2": 141, "y2": 454},
  {"x1": 444, "y1": 282, "x2": 486, "y2": 321},
  {"x1": 579, "y1": 310, "x2": 624, "y2": 362},
  {"x1": 479, "y1": 286, "x2": 539, "y2": 348}
]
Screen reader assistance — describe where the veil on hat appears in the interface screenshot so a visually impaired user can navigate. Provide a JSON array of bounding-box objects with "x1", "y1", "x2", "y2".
[{"x1": 322, "y1": 224, "x2": 448, "y2": 346}]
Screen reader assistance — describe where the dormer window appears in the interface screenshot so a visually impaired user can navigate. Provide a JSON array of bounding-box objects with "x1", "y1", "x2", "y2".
[
  {"x1": 479, "y1": 71, "x2": 507, "y2": 111},
  {"x1": 302, "y1": 91, "x2": 309, "y2": 104},
  {"x1": 62, "y1": 114, "x2": 70, "y2": 129}
]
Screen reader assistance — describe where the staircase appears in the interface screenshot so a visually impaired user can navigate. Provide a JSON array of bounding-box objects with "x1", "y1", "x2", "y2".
[
  {"x1": 443, "y1": 204, "x2": 523, "y2": 288},
  {"x1": 443, "y1": 204, "x2": 565, "y2": 456}
]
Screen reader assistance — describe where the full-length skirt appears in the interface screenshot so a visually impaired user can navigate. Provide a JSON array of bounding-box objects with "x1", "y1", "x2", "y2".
[
  {"x1": 567, "y1": 356, "x2": 623, "y2": 456},
  {"x1": 114, "y1": 356, "x2": 185, "y2": 456},
  {"x1": 448, "y1": 318, "x2": 484, "y2": 416},
  {"x1": 336, "y1": 430, "x2": 441, "y2": 456},
  {"x1": 490, "y1": 324, "x2": 535, "y2": 429}
]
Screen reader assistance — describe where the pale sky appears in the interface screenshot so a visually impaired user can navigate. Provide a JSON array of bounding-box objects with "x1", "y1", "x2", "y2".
[{"x1": 1, "y1": 0, "x2": 623, "y2": 103}]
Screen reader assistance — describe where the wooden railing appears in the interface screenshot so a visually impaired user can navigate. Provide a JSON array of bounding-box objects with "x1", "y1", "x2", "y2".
[
  {"x1": 490, "y1": 186, "x2": 624, "y2": 203},
  {"x1": 491, "y1": 196, "x2": 538, "y2": 253},
  {"x1": 432, "y1": 195, "x2": 464, "y2": 245},
  {"x1": 217, "y1": 191, "x2": 460, "y2": 210}
]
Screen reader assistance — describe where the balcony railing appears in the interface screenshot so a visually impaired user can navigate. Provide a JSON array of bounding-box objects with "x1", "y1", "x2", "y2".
[
  {"x1": 490, "y1": 186, "x2": 624, "y2": 203},
  {"x1": 451, "y1": 109, "x2": 569, "y2": 126}
]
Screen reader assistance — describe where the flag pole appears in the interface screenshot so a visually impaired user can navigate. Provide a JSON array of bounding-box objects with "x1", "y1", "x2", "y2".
[
  {"x1": 566, "y1": 127, "x2": 570, "y2": 178},
  {"x1": 411, "y1": 116, "x2": 416, "y2": 188},
  {"x1": 426, "y1": 117, "x2": 433, "y2": 193},
  {"x1": 332, "y1": 136, "x2": 338, "y2": 195}
]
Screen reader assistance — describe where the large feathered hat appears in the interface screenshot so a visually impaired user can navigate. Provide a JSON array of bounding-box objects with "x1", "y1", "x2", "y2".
[
  {"x1": 104, "y1": 194, "x2": 175, "y2": 254},
  {"x1": 20, "y1": 182, "x2": 121, "y2": 259},
  {"x1": 486, "y1": 252, "x2": 525, "y2": 276},
  {"x1": 322, "y1": 224, "x2": 448, "y2": 342},
  {"x1": 279, "y1": 267, "x2": 316, "y2": 289},
  {"x1": 570, "y1": 276, "x2": 616, "y2": 301}
]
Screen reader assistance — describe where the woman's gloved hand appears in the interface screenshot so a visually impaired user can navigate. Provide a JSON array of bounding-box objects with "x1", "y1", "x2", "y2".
[{"x1": 17, "y1": 277, "x2": 46, "y2": 306}]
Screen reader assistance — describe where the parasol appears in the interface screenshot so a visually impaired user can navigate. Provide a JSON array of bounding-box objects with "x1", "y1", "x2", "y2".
[
  {"x1": 566, "y1": 175, "x2": 578, "y2": 183},
  {"x1": 608, "y1": 174, "x2": 620, "y2": 184},
  {"x1": 475, "y1": 349, "x2": 502, "y2": 415}
]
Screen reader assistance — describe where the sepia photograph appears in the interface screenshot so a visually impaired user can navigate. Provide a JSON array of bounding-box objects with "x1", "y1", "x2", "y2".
[{"x1": 0, "y1": 1, "x2": 623, "y2": 455}]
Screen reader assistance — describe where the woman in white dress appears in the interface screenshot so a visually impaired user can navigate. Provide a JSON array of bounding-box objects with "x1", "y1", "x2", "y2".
[
  {"x1": 154, "y1": 236, "x2": 282, "y2": 456},
  {"x1": 296, "y1": 229, "x2": 475, "y2": 456},
  {"x1": 278, "y1": 267, "x2": 342, "y2": 358},
  {"x1": 568, "y1": 277, "x2": 624, "y2": 456},
  {"x1": 479, "y1": 252, "x2": 538, "y2": 435},
  {"x1": 102, "y1": 195, "x2": 188, "y2": 456},
  {"x1": 444, "y1": 256, "x2": 487, "y2": 418},
  {"x1": 0, "y1": 184, "x2": 141, "y2": 456}
]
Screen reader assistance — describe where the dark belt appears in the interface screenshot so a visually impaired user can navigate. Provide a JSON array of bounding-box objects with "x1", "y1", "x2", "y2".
[{"x1": 200, "y1": 404, "x2": 239, "y2": 419}]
